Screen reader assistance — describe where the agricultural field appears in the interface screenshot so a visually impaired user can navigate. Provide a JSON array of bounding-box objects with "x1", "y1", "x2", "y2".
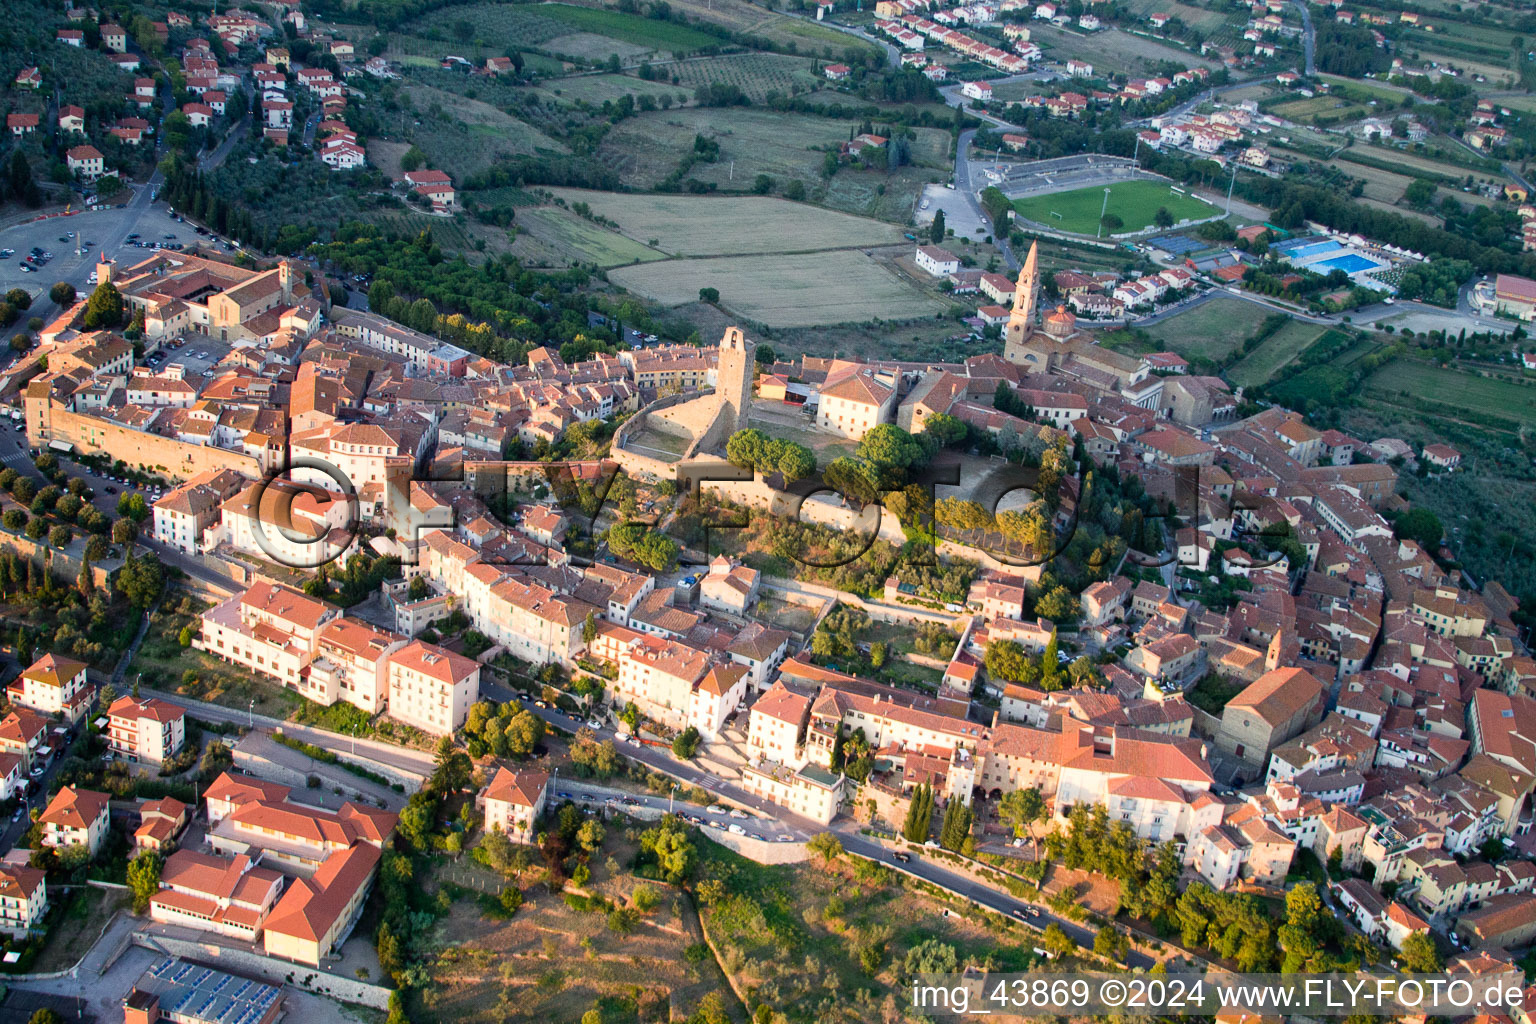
[
  {"x1": 1362, "y1": 359, "x2": 1536, "y2": 431},
  {"x1": 610, "y1": 249, "x2": 948, "y2": 327},
  {"x1": 1268, "y1": 94, "x2": 1374, "y2": 126},
  {"x1": 598, "y1": 107, "x2": 851, "y2": 189},
  {"x1": 1263, "y1": 331, "x2": 1379, "y2": 409},
  {"x1": 1396, "y1": 21, "x2": 1520, "y2": 85},
  {"x1": 1140, "y1": 297, "x2": 1279, "y2": 362},
  {"x1": 1346, "y1": 144, "x2": 1509, "y2": 188},
  {"x1": 1117, "y1": 0, "x2": 1237, "y2": 35},
  {"x1": 660, "y1": 0, "x2": 881, "y2": 56},
  {"x1": 543, "y1": 190, "x2": 907, "y2": 255},
  {"x1": 1225, "y1": 318, "x2": 1328, "y2": 388},
  {"x1": 514, "y1": 206, "x2": 669, "y2": 267},
  {"x1": 1027, "y1": 25, "x2": 1218, "y2": 76},
  {"x1": 532, "y1": 72, "x2": 686, "y2": 108},
  {"x1": 402, "y1": 2, "x2": 720, "y2": 61},
  {"x1": 669, "y1": 53, "x2": 825, "y2": 103},
  {"x1": 1332, "y1": 158, "x2": 1421, "y2": 208},
  {"x1": 594, "y1": 107, "x2": 950, "y2": 217},
  {"x1": 371, "y1": 84, "x2": 566, "y2": 180},
  {"x1": 1315, "y1": 73, "x2": 1414, "y2": 104},
  {"x1": 1012, "y1": 179, "x2": 1214, "y2": 235},
  {"x1": 366, "y1": 209, "x2": 517, "y2": 260}
]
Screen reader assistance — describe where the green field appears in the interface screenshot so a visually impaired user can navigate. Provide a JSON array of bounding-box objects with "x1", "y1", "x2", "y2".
[
  {"x1": 1363, "y1": 359, "x2": 1536, "y2": 430},
  {"x1": 515, "y1": 206, "x2": 669, "y2": 267},
  {"x1": 1012, "y1": 179, "x2": 1216, "y2": 235},
  {"x1": 1227, "y1": 318, "x2": 1328, "y2": 387},
  {"x1": 1141, "y1": 297, "x2": 1278, "y2": 361},
  {"x1": 669, "y1": 52, "x2": 824, "y2": 103},
  {"x1": 610, "y1": 250, "x2": 947, "y2": 327},
  {"x1": 536, "y1": 3, "x2": 722, "y2": 52},
  {"x1": 544, "y1": 190, "x2": 907, "y2": 255}
]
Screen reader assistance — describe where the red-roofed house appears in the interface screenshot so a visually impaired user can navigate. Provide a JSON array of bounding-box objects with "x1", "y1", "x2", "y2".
[
  {"x1": 39, "y1": 786, "x2": 110, "y2": 856},
  {"x1": 65, "y1": 144, "x2": 105, "y2": 182},
  {"x1": 404, "y1": 169, "x2": 455, "y2": 210},
  {"x1": 6, "y1": 114, "x2": 38, "y2": 137},
  {"x1": 481, "y1": 766, "x2": 549, "y2": 842}
]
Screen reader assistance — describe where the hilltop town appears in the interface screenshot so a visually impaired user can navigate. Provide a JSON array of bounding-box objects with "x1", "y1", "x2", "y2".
[{"x1": 2, "y1": 0, "x2": 1536, "y2": 1021}]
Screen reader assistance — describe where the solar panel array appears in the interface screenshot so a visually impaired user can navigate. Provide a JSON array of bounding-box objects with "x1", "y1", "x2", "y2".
[
  {"x1": 140, "y1": 958, "x2": 281, "y2": 1024},
  {"x1": 1146, "y1": 234, "x2": 1205, "y2": 255}
]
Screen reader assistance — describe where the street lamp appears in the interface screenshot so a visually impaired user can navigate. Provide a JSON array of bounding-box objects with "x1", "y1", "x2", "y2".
[
  {"x1": 669, "y1": 783, "x2": 678, "y2": 815},
  {"x1": 247, "y1": 699, "x2": 254, "y2": 728}
]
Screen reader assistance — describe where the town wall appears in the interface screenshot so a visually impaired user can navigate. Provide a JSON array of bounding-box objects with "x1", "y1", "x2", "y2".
[{"x1": 31, "y1": 401, "x2": 262, "y2": 482}]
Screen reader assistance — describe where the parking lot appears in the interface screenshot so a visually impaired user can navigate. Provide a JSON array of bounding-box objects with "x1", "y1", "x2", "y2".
[
  {"x1": 0, "y1": 182, "x2": 242, "y2": 338},
  {"x1": 146, "y1": 336, "x2": 235, "y2": 378}
]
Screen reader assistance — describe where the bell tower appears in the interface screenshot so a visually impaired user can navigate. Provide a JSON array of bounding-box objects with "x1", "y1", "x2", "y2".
[
  {"x1": 1002, "y1": 241, "x2": 1039, "y2": 363},
  {"x1": 716, "y1": 326, "x2": 754, "y2": 436}
]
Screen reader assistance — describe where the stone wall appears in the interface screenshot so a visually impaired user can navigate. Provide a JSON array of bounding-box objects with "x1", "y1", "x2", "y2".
[
  {"x1": 30, "y1": 400, "x2": 261, "y2": 483},
  {"x1": 132, "y1": 933, "x2": 393, "y2": 1009},
  {"x1": 0, "y1": 529, "x2": 118, "y2": 587}
]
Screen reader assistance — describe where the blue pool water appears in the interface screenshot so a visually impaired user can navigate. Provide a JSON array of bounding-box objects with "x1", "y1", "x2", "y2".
[
  {"x1": 1286, "y1": 239, "x2": 1343, "y2": 260},
  {"x1": 1316, "y1": 253, "x2": 1382, "y2": 274}
]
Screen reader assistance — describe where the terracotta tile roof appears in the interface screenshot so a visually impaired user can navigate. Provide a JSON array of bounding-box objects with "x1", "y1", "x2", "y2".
[
  {"x1": 263, "y1": 841, "x2": 381, "y2": 942},
  {"x1": 240, "y1": 580, "x2": 335, "y2": 631},
  {"x1": 1227, "y1": 667, "x2": 1324, "y2": 728},
  {"x1": 389, "y1": 640, "x2": 479, "y2": 685},
  {"x1": 483, "y1": 766, "x2": 548, "y2": 808},
  {"x1": 108, "y1": 695, "x2": 185, "y2": 724},
  {"x1": 40, "y1": 786, "x2": 109, "y2": 830},
  {"x1": 203, "y1": 771, "x2": 292, "y2": 808},
  {"x1": 22, "y1": 653, "x2": 87, "y2": 688}
]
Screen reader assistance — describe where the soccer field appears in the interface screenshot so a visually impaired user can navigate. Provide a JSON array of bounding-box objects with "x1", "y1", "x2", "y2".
[{"x1": 1011, "y1": 180, "x2": 1216, "y2": 235}]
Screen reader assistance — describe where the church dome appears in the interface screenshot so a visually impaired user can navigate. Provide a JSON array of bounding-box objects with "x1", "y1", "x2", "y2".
[{"x1": 1044, "y1": 304, "x2": 1076, "y2": 338}]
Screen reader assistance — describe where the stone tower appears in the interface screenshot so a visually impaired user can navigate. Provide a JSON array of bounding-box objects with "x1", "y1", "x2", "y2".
[
  {"x1": 716, "y1": 326, "x2": 754, "y2": 436},
  {"x1": 1002, "y1": 240, "x2": 1039, "y2": 363}
]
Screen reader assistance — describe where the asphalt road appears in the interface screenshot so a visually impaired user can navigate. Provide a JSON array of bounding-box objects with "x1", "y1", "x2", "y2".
[
  {"x1": 488, "y1": 671, "x2": 1151, "y2": 963},
  {"x1": 1292, "y1": 0, "x2": 1316, "y2": 76}
]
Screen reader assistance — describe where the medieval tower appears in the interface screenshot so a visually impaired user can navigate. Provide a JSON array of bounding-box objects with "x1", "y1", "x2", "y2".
[
  {"x1": 1002, "y1": 241, "x2": 1040, "y2": 364},
  {"x1": 716, "y1": 326, "x2": 754, "y2": 436}
]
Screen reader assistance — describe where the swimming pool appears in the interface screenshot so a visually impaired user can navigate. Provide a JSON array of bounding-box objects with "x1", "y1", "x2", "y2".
[
  {"x1": 1316, "y1": 253, "x2": 1384, "y2": 274},
  {"x1": 1286, "y1": 239, "x2": 1343, "y2": 260}
]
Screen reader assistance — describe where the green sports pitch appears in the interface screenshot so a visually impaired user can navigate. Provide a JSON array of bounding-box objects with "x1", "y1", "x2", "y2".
[{"x1": 1011, "y1": 179, "x2": 1215, "y2": 235}]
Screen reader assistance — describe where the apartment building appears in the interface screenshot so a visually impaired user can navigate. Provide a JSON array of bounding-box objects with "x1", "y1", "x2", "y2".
[
  {"x1": 307, "y1": 618, "x2": 407, "y2": 712},
  {"x1": 739, "y1": 761, "x2": 843, "y2": 824},
  {"x1": 107, "y1": 696, "x2": 187, "y2": 765},
  {"x1": 0, "y1": 709, "x2": 50, "y2": 772},
  {"x1": 746, "y1": 683, "x2": 812, "y2": 767},
  {"x1": 39, "y1": 786, "x2": 110, "y2": 856},
  {"x1": 481, "y1": 767, "x2": 549, "y2": 843},
  {"x1": 386, "y1": 640, "x2": 480, "y2": 736},
  {"x1": 196, "y1": 581, "x2": 341, "y2": 692},
  {"x1": 152, "y1": 467, "x2": 247, "y2": 554},
  {"x1": 8, "y1": 653, "x2": 93, "y2": 724},
  {"x1": 0, "y1": 865, "x2": 46, "y2": 936}
]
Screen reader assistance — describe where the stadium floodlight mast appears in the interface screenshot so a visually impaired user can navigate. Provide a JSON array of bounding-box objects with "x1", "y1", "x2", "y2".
[
  {"x1": 1226, "y1": 161, "x2": 1238, "y2": 214},
  {"x1": 1096, "y1": 186, "x2": 1111, "y2": 238}
]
